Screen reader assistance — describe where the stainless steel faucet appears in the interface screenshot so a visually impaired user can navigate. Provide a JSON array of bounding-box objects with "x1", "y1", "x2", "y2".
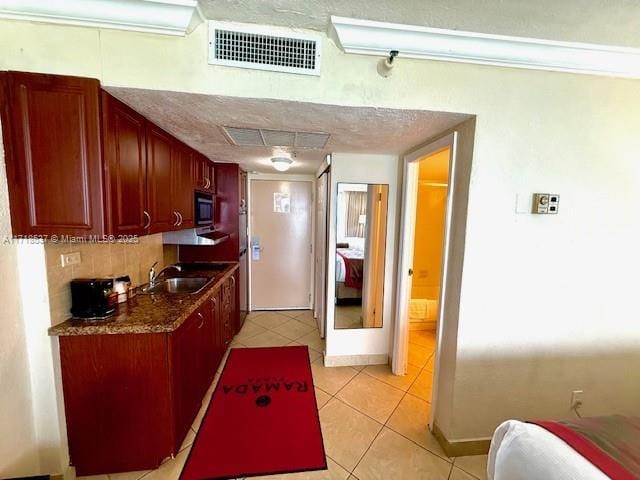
[
  {"x1": 148, "y1": 261, "x2": 158, "y2": 285},
  {"x1": 149, "y1": 263, "x2": 182, "y2": 286}
]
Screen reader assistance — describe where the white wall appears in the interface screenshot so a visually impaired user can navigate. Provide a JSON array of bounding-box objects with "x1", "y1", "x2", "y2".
[
  {"x1": 325, "y1": 153, "x2": 399, "y2": 362},
  {"x1": 0, "y1": 118, "x2": 61, "y2": 477},
  {"x1": 1, "y1": 18, "x2": 639, "y2": 445},
  {"x1": 0, "y1": 250, "x2": 38, "y2": 477}
]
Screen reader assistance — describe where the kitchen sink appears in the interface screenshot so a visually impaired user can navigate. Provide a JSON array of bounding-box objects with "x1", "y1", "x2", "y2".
[{"x1": 140, "y1": 276, "x2": 212, "y2": 295}]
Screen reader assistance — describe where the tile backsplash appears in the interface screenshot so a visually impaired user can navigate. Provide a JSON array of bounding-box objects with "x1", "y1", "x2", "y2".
[{"x1": 45, "y1": 234, "x2": 164, "y2": 326}]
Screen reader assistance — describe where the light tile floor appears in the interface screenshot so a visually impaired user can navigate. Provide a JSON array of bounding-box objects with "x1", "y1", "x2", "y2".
[{"x1": 78, "y1": 311, "x2": 487, "y2": 480}]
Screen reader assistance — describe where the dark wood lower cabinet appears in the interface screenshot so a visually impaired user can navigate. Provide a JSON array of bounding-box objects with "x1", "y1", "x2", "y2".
[
  {"x1": 170, "y1": 301, "x2": 213, "y2": 453},
  {"x1": 59, "y1": 333, "x2": 173, "y2": 475},
  {"x1": 58, "y1": 274, "x2": 239, "y2": 475}
]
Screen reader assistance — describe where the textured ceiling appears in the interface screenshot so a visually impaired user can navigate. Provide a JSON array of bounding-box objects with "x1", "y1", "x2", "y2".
[
  {"x1": 106, "y1": 87, "x2": 469, "y2": 173},
  {"x1": 199, "y1": 0, "x2": 640, "y2": 48}
]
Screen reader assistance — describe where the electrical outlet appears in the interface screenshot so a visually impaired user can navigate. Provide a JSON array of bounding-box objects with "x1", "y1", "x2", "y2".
[
  {"x1": 571, "y1": 390, "x2": 584, "y2": 409},
  {"x1": 60, "y1": 252, "x2": 81, "y2": 267}
]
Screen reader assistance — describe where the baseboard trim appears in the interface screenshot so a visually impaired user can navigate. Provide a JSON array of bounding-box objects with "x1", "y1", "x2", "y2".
[
  {"x1": 323, "y1": 353, "x2": 388, "y2": 367},
  {"x1": 432, "y1": 423, "x2": 491, "y2": 457}
]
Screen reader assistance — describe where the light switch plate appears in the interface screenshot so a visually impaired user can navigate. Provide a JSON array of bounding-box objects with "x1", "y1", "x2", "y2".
[
  {"x1": 60, "y1": 252, "x2": 81, "y2": 267},
  {"x1": 532, "y1": 193, "x2": 560, "y2": 214}
]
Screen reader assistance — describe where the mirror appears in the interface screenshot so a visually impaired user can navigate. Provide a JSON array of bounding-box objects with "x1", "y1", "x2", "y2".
[{"x1": 334, "y1": 183, "x2": 389, "y2": 329}]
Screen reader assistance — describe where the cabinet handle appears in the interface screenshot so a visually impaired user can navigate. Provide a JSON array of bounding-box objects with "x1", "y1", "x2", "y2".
[
  {"x1": 143, "y1": 210, "x2": 151, "y2": 229},
  {"x1": 205, "y1": 177, "x2": 210, "y2": 189},
  {"x1": 197, "y1": 312, "x2": 204, "y2": 329},
  {"x1": 230, "y1": 276, "x2": 236, "y2": 288},
  {"x1": 173, "y1": 211, "x2": 180, "y2": 226},
  {"x1": 177, "y1": 211, "x2": 183, "y2": 226}
]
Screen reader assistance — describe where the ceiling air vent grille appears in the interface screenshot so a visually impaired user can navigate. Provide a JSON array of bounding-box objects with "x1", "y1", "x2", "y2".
[
  {"x1": 208, "y1": 21, "x2": 321, "y2": 76},
  {"x1": 222, "y1": 126, "x2": 330, "y2": 149}
]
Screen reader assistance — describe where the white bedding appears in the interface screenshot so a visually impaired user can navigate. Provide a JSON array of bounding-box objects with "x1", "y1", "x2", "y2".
[
  {"x1": 488, "y1": 420, "x2": 608, "y2": 480},
  {"x1": 336, "y1": 254, "x2": 346, "y2": 282}
]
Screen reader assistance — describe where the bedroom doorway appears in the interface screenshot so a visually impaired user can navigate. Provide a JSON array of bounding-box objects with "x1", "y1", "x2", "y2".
[
  {"x1": 250, "y1": 179, "x2": 313, "y2": 310},
  {"x1": 393, "y1": 132, "x2": 459, "y2": 427}
]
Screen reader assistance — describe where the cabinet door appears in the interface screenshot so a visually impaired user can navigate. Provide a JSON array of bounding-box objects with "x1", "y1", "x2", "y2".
[
  {"x1": 209, "y1": 292, "x2": 224, "y2": 369},
  {"x1": 171, "y1": 307, "x2": 209, "y2": 452},
  {"x1": 231, "y1": 270, "x2": 241, "y2": 335},
  {"x1": 192, "y1": 156, "x2": 203, "y2": 191},
  {"x1": 194, "y1": 155, "x2": 214, "y2": 193},
  {"x1": 102, "y1": 92, "x2": 147, "y2": 236},
  {"x1": 2, "y1": 72, "x2": 104, "y2": 236},
  {"x1": 204, "y1": 159, "x2": 215, "y2": 193},
  {"x1": 222, "y1": 279, "x2": 234, "y2": 346},
  {"x1": 146, "y1": 124, "x2": 174, "y2": 233},
  {"x1": 199, "y1": 300, "x2": 216, "y2": 391},
  {"x1": 239, "y1": 169, "x2": 248, "y2": 212},
  {"x1": 171, "y1": 146, "x2": 194, "y2": 230}
]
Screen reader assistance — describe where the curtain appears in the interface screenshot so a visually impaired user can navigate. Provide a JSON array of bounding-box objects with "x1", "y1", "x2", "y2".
[{"x1": 345, "y1": 191, "x2": 367, "y2": 237}]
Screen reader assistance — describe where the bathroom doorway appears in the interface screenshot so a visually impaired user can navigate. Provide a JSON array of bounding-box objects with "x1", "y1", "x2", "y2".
[
  {"x1": 406, "y1": 145, "x2": 451, "y2": 406},
  {"x1": 393, "y1": 132, "x2": 459, "y2": 428}
]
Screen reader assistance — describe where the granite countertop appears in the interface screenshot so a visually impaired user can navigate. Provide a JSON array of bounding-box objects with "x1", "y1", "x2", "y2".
[{"x1": 48, "y1": 262, "x2": 239, "y2": 337}]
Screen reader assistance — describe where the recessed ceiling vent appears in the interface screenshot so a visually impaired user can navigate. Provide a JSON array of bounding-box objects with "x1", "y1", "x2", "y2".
[
  {"x1": 223, "y1": 127, "x2": 330, "y2": 149},
  {"x1": 208, "y1": 21, "x2": 321, "y2": 76}
]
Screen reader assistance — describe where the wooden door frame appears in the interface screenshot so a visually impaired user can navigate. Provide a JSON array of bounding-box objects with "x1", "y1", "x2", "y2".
[
  {"x1": 247, "y1": 173, "x2": 316, "y2": 311},
  {"x1": 392, "y1": 131, "x2": 458, "y2": 427}
]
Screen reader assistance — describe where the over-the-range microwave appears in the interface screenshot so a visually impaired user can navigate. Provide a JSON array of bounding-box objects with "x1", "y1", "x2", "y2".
[{"x1": 195, "y1": 191, "x2": 214, "y2": 226}]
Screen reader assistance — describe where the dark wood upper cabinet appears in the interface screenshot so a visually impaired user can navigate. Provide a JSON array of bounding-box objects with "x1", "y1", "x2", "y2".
[
  {"x1": 1, "y1": 71, "x2": 104, "y2": 236},
  {"x1": 204, "y1": 158, "x2": 215, "y2": 193},
  {"x1": 146, "y1": 124, "x2": 175, "y2": 234},
  {"x1": 239, "y1": 169, "x2": 248, "y2": 212},
  {"x1": 0, "y1": 71, "x2": 223, "y2": 238},
  {"x1": 172, "y1": 145, "x2": 195, "y2": 229},
  {"x1": 102, "y1": 92, "x2": 148, "y2": 236},
  {"x1": 194, "y1": 154, "x2": 215, "y2": 194}
]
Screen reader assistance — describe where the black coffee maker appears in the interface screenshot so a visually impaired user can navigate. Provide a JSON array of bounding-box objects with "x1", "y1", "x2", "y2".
[{"x1": 70, "y1": 278, "x2": 117, "y2": 319}]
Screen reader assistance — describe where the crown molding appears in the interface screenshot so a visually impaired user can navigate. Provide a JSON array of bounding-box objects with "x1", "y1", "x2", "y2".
[
  {"x1": 0, "y1": 0, "x2": 203, "y2": 36},
  {"x1": 330, "y1": 16, "x2": 640, "y2": 79}
]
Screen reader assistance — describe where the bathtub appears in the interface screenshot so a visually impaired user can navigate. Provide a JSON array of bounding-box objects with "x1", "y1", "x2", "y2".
[{"x1": 409, "y1": 298, "x2": 438, "y2": 330}]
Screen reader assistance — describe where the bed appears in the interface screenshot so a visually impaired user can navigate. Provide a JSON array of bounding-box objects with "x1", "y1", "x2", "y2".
[
  {"x1": 489, "y1": 417, "x2": 639, "y2": 480},
  {"x1": 335, "y1": 247, "x2": 363, "y2": 302}
]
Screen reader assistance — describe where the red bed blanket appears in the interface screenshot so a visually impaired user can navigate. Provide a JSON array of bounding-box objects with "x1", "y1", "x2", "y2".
[
  {"x1": 529, "y1": 415, "x2": 640, "y2": 480},
  {"x1": 337, "y1": 248, "x2": 363, "y2": 289}
]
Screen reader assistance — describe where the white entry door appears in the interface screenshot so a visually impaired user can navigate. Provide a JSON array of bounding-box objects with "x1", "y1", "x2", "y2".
[{"x1": 250, "y1": 180, "x2": 312, "y2": 309}]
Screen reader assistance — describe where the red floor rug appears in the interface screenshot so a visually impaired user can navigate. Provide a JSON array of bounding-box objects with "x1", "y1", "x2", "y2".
[{"x1": 180, "y1": 346, "x2": 327, "y2": 480}]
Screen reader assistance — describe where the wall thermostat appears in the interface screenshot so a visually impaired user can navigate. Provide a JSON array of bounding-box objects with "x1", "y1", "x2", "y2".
[{"x1": 532, "y1": 193, "x2": 559, "y2": 214}]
